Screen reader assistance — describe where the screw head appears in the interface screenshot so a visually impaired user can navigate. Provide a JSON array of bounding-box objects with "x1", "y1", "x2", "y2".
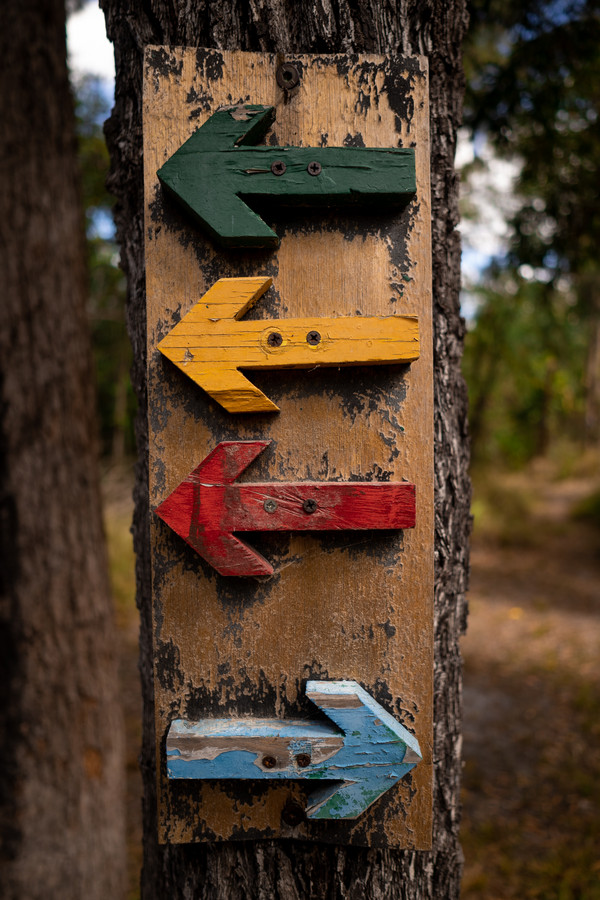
[
  {"x1": 307, "y1": 161, "x2": 322, "y2": 176},
  {"x1": 306, "y1": 330, "x2": 321, "y2": 345},
  {"x1": 296, "y1": 753, "x2": 311, "y2": 768},
  {"x1": 281, "y1": 801, "x2": 305, "y2": 827},
  {"x1": 262, "y1": 755, "x2": 277, "y2": 769},
  {"x1": 264, "y1": 499, "x2": 278, "y2": 514},
  {"x1": 276, "y1": 63, "x2": 301, "y2": 91},
  {"x1": 271, "y1": 160, "x2": 286, "y2": 176},
  {"x1": 302, "y1": 499, "x2": 318, "y2": 514},
  {"x1": 267, "y1": 331, "x2": 283, "y2": 347}
]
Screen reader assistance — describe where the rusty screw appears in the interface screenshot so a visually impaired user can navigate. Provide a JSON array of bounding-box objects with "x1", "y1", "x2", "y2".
[
  {"x1": 262, "y1": 755, "x2": 277, "y2": 769},
  {"x1": 306, "y1": 330, "x2": 321, "y2": 345},
  {"x1": 276, "y1": 62, "x2": 301, "y2": 91},
  {"x1": 302, "y1": 499, "x2": 318, "y2": 515},
  {"x1": 271, "y1": 160, "x2": 286, "y2": 176},
  {"x1": 296, "y1": 753, "x2": 311, "y2": 768},
  {"x1": 307, "y1": 161, "x2": 322, "y2": 176},
  {"x1": 264, "y1": 499, "x2": 278, "y2": 514},
  {"x1": 281, "y1": 801, "x2": 306, "y2": 827},
  {"x1": 267, "y1": 331, "x2": 283, "y2": 347}
]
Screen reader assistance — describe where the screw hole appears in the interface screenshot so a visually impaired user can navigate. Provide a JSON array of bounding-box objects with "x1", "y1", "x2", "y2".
[{"x1": 276, "y1": 63, "x2": 301, "y2": 91}]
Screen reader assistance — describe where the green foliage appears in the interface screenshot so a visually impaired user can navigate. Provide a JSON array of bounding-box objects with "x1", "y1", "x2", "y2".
[
  {"x1": 464, "y1": 274, "x2": 587, "y2": 466},
  {"x1": 463, "y1": 1, "x2": 600, "y2": 464},
  {"x1": 74, "y1": 75, "x2": 136, "y2": 459}
]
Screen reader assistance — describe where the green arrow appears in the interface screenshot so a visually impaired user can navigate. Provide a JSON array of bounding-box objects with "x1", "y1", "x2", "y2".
[{"x1": 157, "y1": 104, "x2": 416, "y2": 248}]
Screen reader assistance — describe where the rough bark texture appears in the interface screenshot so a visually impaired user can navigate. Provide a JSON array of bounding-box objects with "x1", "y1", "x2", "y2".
[
  {"x1": 0, "y1": 2, "x2": 125, "y2": 897},
  {"x1": 102, "y1": 1, "x2": 470, "y2": 896}
]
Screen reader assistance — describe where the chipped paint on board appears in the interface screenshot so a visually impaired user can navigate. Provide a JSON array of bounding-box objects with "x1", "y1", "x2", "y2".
[{"x1": 143, "y1": 49, "x2": 433, "y2": 847}]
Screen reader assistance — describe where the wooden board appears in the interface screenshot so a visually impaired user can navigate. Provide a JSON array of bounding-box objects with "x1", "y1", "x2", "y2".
[{"x1": 143, "y1": 47, "x2": 433, "y2": 847}]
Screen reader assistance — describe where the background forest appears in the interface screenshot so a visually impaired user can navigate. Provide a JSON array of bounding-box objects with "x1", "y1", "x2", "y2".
[{"x1": 74, "y1": 1, "x2": 600, "y2": 897}]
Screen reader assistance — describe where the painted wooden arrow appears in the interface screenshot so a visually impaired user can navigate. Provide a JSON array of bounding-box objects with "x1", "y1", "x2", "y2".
[
  {"x1": 157, "y1": 104, "x2": 416, "y2": 247},
  {"x1": 155, "y1": 440, "x2": 415, "y2": 577},
  {"x1": 158, "y1": 276, "x2": 420, "y2": 413},
  {"x1": 167, "y1": 679, "x2": 422, "y2": 820}
]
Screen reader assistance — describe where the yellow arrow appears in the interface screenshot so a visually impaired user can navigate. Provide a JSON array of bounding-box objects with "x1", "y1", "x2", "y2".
[{"x1": 157, "y1": 277, "x2": 420, "y2": 413}]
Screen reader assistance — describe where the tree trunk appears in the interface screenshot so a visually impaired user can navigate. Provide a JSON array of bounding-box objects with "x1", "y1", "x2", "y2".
[
  {"x1": 0, "y1": 2, "x2": 125, "y2": 897},
  {"x1": 102, "y1": 1, "x2": 470, "y2": 896}
]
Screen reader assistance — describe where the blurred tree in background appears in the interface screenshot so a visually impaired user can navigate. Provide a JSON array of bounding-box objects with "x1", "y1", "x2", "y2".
[
  {"x1": 75, "y1": 75, "x2": 135, "y2": 462},
  {"x1": 463, "y1": 0, "x2": 600, "y2": 465}
]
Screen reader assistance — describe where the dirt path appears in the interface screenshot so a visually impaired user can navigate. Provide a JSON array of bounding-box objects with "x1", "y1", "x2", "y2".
[{"x1": 461, "y1": 474, "x2": 600, "y2": 898}]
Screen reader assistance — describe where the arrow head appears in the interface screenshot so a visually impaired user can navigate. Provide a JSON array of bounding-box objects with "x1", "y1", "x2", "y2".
[
  {"x1": 305, "y1": 680, "x2": 422, "y2": 819},
  {"x1": 158, "y1": 105, "x2": 280, "y2": 247},
  {"x1": 157, "y1": 276, "x2": 280, "y2": 413},
  {"x1": 155, "y1": 441, "x2": 274, "y2": 577}
]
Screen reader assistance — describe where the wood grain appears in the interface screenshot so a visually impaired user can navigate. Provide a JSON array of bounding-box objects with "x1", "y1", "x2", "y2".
[{"x1": 143, "y1": 48, "x2": 433, "y2": 847}]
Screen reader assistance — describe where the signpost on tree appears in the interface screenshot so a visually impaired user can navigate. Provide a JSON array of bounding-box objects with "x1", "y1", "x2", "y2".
[
  {"x1": 144, "y1": 48, "x2": 434, "y2": 848},
  {"x1": 102, "y1": 1, "x2": 469, "y2": 896}
]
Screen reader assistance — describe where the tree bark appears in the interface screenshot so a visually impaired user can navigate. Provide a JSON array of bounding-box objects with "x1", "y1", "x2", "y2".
[
  {"x1": 102, "y1": 1, "x2": 470, "y2": 896},
  {"x1": 0, "y1": 2, "x2": 125, "y2": 897}
]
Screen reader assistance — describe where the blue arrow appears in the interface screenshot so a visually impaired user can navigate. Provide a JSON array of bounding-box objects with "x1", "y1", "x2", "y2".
[{"x1": 166, "y1": 680, "x2": 422, "y2": 820}]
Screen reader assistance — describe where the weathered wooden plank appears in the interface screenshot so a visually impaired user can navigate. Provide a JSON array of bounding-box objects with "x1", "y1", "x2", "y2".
[
  {"x1": 158, "y1": 276, "x2": 420, "y2": 413},
  {"x1": 144, "y1": 48, "x2": 434, "y2": 848},
  {"x1": 167, "y1": 680, "x2": 422, "y2": 820},
  {"x1": 158, "y1": 105, "x2": 416, "y2": 247},
  {"x1": 155, "y1": 440, "x2": 416, "y2": 576}
]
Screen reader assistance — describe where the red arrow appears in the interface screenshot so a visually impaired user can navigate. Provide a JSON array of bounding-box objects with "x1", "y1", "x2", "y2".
[{"x1": 155, "y1": 441, "x2": 416, "y2": 577}]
